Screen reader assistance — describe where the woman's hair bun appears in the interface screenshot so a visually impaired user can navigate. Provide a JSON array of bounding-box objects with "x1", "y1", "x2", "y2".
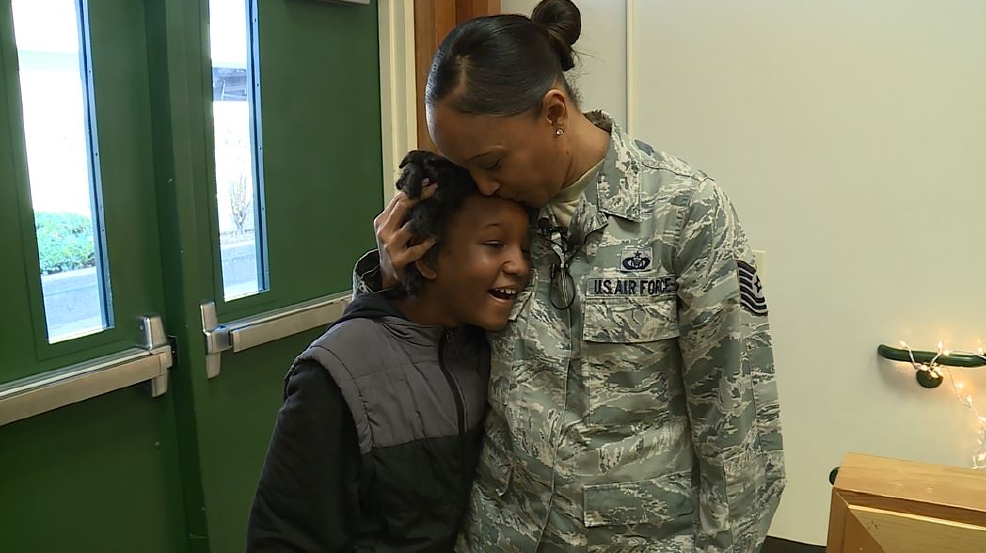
[{"x1": 531, "y1": 0, "x2": 581, "y2": 71}]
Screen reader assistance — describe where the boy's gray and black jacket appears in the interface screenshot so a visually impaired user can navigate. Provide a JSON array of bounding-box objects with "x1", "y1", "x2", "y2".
[{"x1": 247, "y1": 293, "x2": 490, "y2": 553}]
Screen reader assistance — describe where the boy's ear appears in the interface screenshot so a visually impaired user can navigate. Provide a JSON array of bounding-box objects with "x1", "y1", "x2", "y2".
[{"x1": 414, "y1": 258, "x2": 438, "y2": 281}]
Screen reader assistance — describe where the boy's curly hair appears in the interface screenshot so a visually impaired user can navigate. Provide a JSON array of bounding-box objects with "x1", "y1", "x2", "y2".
[{"x1": 397, "y1": 150, "x2": 481, "y2": 296}]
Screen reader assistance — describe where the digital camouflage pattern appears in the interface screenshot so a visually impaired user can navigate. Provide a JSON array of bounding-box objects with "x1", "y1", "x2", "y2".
[{"x1": 355, "y1": 112, "x2": 785, "y2": 553}]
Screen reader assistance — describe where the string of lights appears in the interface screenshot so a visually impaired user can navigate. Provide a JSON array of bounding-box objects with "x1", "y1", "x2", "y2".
[{"x1": 879, "y1": 341, "x2": 986, "y2": 469}]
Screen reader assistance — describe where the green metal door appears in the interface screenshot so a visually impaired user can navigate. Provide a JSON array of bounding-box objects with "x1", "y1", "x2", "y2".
[{"x1": 0, "y1": 0, "x2": 382, "y2": 551}]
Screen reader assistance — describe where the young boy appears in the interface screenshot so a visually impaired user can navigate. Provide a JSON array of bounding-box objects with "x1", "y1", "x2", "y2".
[{"x1": 247, "y1": 151, "x2": 531, "y2": 552}]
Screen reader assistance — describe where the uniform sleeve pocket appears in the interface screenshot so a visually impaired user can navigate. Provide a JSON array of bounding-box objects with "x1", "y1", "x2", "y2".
[
  {"x1": 583, "y1": 471, "x2": 694, "y2": 547},
  {"x1": 583, "y1": 297, "x2": 680, "y2": 343},
  {"x1": 724, "y1": 447, "x2": 767, "y2": 519}
]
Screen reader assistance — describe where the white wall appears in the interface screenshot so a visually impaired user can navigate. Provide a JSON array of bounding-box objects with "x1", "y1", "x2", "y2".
[
  {"x1": 630, "y1": 0, "x2": 986, "y2": 544},
  {"x1": 506, "y1": 0, "x2": 986, "y2": 545}
]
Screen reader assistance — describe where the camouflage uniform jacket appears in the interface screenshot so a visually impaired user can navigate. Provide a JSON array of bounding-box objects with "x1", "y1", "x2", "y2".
[{"x1": 355, "y1": 112, "x2": 785, "y2": 552}]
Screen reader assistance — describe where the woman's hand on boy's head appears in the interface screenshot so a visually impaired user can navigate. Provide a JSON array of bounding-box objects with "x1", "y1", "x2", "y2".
[{"x1": 374, "y1": 181, "x2": 438, "y2": 289}]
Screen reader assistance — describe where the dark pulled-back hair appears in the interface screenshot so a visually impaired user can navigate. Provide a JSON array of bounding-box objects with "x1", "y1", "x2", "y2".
[
  {"x1": 425, "y1": 0, "x2": 582, "y2": 116},
  {"x1": 396, "y1": 150, "x2": 480, "y2": 296}
]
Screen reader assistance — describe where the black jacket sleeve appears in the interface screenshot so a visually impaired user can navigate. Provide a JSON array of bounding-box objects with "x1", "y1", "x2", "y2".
[{"x1": 247, "y1": 360, "x2": 361, "y2": 552}]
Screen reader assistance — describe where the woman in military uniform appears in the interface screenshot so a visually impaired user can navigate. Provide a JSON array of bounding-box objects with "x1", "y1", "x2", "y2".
[{"x1": 360, "y1": 1, "x2": 786, "y2": 551}]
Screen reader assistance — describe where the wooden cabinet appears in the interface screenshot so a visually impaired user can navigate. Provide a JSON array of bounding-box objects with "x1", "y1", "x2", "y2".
[{"x1": 827, "y1": 453, "x2": 986, "y2": 552}]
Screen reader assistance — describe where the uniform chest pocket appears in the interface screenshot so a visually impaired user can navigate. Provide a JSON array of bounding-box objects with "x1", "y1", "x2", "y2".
[
  {"x1": 581, "y1": 295, "x2": 682, "y2": 427},
  {"x1": 582, "y1": 295, "x2": 679, "y2": 344}
]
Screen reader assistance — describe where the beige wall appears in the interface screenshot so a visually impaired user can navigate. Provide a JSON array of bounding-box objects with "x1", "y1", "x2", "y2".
[{"x1": 502, "y1": 0, "x2": 628, "y2": 125}]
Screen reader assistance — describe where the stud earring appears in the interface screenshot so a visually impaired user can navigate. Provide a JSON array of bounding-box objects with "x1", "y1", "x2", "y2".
[{"x1": 554, "y1": 128, "x2": 564, "y2": 136}]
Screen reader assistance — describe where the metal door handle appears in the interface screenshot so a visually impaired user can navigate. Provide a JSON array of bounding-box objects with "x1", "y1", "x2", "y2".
[
  {"x1": 200, "y1": 292, "x2": 349, "y2": 379},
  {"x1": 0, "y1": 315, "x2": 173, "y2": 427}
]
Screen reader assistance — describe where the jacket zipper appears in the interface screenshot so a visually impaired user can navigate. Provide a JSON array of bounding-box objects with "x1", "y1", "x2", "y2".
[{"x1": 437, "y1": 330, "x2": 468, "y2": 489}]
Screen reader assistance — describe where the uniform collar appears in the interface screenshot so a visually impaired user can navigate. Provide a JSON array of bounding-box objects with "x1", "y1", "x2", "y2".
[
  {"x1": 541, "y1": 111, "x2": 648, "y2": 251},
  {"x1": 583, "y1": 111, "x2": 646, "y2": 223}
]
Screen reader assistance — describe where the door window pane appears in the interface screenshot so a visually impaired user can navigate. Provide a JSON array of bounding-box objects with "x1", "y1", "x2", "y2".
[
  {"x1": 209, "y1": 0, "x2": 267, "y2": 300},
  {"x1": 12, "y1": 0, "x2": 110, "y2": 342}
]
